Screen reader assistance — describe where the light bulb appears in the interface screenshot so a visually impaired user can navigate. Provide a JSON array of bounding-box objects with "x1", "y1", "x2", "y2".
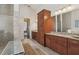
[
  {"x1": 63, "y1": 8, "x2": 66, "y2": 11},
  {"x1": 67, "y1": 6, "x2": 72, "y2": 9},
  {"x1": 58, "y1": 10, "x2": 62, "y2": 13}
]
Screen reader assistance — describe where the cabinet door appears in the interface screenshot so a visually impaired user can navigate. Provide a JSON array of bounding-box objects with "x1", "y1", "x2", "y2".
[
  {"x1": 68, "y1": 39, "x2": 79, "y2": 55},
  {"x1": 32, "y1": 32, "x2": 36, "y2": 40},
  {"x1": 44, "y1": 18, "x2": 53, "y2": 33},
  {"x1": 37, "y1": 32, "x2": 44, "y2": 45},
  {"x1": 38, "y1": 12, "x2": 44, "y2": 32},
  {"x1": 45, "y1": 35, "x2": 51, "y2": 48},
  {"x1": 50, "y1": 35, "x2": 55, "y2": 50},
  {"x1": 54, "y1": 36, "x2": 67, "y2": 54},
  {"x1": 54, "y1": 43, "x2": 67, "y2": 54},
  {"x1": 55, "y1": 36, "x2": 67, "y2": 47}
]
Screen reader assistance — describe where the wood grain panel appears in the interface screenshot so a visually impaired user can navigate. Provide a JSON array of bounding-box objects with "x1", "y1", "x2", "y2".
[{"x1": 68, "y1": 39, "x2": 79, "y2": 55}]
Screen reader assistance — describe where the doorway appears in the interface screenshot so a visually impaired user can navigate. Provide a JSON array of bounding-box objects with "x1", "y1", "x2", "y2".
[{"x1": 24, "y1": 18, "x2": 30, "y2": 39}]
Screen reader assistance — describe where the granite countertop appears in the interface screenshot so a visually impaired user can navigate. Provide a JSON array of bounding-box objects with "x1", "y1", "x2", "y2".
[{"x1": 46, "y1": 32, "x2": 79, "y2": 40}]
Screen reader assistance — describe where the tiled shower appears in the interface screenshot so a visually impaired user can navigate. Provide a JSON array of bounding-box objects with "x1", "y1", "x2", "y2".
[{"x1": 0, "y1": 4, "x2": 14, "y2": 54}]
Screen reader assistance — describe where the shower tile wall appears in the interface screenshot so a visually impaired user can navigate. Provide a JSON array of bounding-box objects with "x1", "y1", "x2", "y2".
[{"x1": 0, "y1": 4, "x2": 14, "y2": 53}]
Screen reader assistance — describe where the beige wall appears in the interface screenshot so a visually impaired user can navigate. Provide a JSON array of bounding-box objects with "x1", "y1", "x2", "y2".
[{"x1": 19, "y1": 5, "x2": 37, "y2": 39}]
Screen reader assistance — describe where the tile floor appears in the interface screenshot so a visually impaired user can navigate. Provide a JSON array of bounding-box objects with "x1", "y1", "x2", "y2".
[
  {"x1": 0, "y1": 46, "x2": 6, "y2": 54},
  {"x1": 0, "y1": 38, "x2": 59, "y2": 55},
  {"x1": 22, "y1": 39, "x2": 59, "y2": 55}
]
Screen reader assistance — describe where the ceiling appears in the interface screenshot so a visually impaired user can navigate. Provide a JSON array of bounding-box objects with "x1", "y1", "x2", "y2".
[
  {"x1": 29, "y1": 4, "x2": 69, "y2": 14},
  {"x1": 24, "y1": 4, "x2": 79, "y2": 16}
]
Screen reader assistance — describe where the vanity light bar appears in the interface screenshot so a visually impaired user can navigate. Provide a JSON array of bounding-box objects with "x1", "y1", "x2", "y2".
[{"x1": 54, "y1": 6, "x2": 76, "y2": 15}]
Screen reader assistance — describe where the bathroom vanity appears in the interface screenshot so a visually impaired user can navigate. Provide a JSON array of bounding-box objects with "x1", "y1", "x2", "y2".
[{"x1": 45, "y1": 32, "x2": 79, "y2": 55}]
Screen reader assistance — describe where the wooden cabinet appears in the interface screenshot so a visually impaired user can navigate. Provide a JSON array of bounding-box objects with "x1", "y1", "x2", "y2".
[
  {"x1": 45, "y1": 35, "x2": 51, "y2": 48},
  {"x1": 37, "y1": 9, "x2": 53, "y2": 45},
  {"x1": 50, "y1": 35, "x2": 55, "y2": 50},
  {"x1": 38, "y1": 9, "x2": 53, "y2": 33},
  {"x1": 32, "y1": 31, "x2": 44, "y2": 45},
  {"x1": 45, "y1": 34, "x2": 68, "y2": 55},
  {"x1": 45, "y1": 34, "x2": 79, "y2": 55},
  {"x1": 32, "y1": 9, "x2": 54, "y2": 46},
  {"x1": 32, "y1": 31, "x2": 38, "y2": 40},
  {"x1": 68, "y1": 39, "x2": 79, "y2": 55},
  {"x1": 45, "y1": 34, "x2": 55, "y2": 50},
  {"x1": 54, "y1": 36, "x2": 68, "y2": 54},
  {"x1": 38, "y1": 32, "x2": 44, "y2": 45}
]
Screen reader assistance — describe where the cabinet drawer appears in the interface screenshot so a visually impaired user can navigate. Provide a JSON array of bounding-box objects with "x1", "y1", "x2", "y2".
[{"x1": 68, "y1": 39, "x2": 79, "y2": 44}]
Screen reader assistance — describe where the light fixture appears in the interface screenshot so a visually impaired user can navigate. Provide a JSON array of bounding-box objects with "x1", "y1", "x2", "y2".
[
  {"x1": 54, "y1": 5, "x2": 76, "y2": 15},
  {"x1": 54, "y1": 10, "x2": 62, "y2": 15},
  {"x1": 67, "y1": 6, "x2": 72, "y2": 9},
  {"x1": 58, "y1": 10, "x2": 62, "y2": 13},
  {"x1": 62, "y1": 6, "x2": 74, "y2": 13},
  {"x1": 62, "y1": 8, "x2": 67, "y2": 12},
  {"x1": 67, "y1": 6, "x2": 75, "y2": 11}
]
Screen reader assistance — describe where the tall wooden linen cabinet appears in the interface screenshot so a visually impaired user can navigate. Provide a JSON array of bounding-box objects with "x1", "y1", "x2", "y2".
[{"x1": 37, "y1": 9, "x2": 53, "y2": 45}]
